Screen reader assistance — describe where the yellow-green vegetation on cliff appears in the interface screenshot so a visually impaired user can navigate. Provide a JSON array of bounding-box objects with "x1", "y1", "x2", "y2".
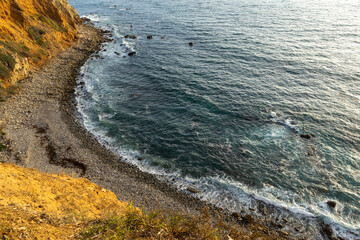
[
  {"x1": 0, "y1": 162, "x2": 127, "y2": 239},
  {"x1": 0, "y1": 0, "x2": 81, "y2": 88},
  {"x1": 0, "y1": 163, "x2": 286, "y2": 240}
]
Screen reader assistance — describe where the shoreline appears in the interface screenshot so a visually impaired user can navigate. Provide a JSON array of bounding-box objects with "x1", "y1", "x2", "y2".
[
  {"x1": 0, "y1": 22, "x2": 201, "y2": 214},
  {"x1": 0, "y1": 22, "x2": 354, "y2": 240}
]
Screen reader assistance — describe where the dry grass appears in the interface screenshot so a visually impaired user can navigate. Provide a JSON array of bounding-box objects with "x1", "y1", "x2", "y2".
[
  {"x1": 0, "y1": 84, "x2": 19, "y2": 101},
  {"x1": 80, "y1": 205, "x2": 286, "y2": 240},
  {"x1": 0, "y1": 163, "x2": 290, "y2": 240}
]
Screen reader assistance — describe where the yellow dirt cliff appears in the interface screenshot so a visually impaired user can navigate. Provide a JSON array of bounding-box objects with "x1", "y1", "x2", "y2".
[
  {"x1": 0, "y1": 0, "x2": 81, "y2": 87},
  {"x1": 0, "y1": 163, "x2": 127, "y2": 239}
]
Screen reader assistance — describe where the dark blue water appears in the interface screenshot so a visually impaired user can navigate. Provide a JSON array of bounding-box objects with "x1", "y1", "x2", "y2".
[{"x1": 69, "y1": 0, "x2": 360, "y2": 238}]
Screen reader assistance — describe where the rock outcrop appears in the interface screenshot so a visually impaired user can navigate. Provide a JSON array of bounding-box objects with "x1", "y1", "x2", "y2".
[{"x1": 0, "y1": 0, "x2": 81, "y2": 87}]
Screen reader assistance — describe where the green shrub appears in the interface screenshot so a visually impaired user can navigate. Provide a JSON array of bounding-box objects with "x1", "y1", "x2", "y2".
[
  {"x1": 39, "y1": 49, "x2": 48, "y2": 56},
  {"x1": 80, "y1": 204, "x2": 287, "y2": 240},
  {"x1": 0, "y1": 129, "x2": 4, "y2": 151},
  {"x1": 0, "y1": 64, "x2": 10, "y2": 79},
  {"x1": 36, "y1": 38, "x2": 46, "y2": 47},
  {"x1": 5, "y1": 85, "x2": 18, "y2": 95},
  {"x1": 37, "y1": 15, "x2": 65, "y2": 32},
  {"x1": 0, "y1": 52, "x2": 16, "y2": 70},
  {"x1": 27, "y1": 26, "x2": 45, "y2": 41},
  {"x1": 0, "y1": 41, "x2": 30, "y2": 58},
  {"x1": 0, "y1": 143, "x2": 4, "y2": 152},
  {"x1": 81, "y1": 205, "x2": 219, "y2": 240}
]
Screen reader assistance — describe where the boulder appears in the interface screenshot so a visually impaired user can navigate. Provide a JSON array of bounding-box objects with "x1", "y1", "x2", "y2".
[
  {"x1": 300, "y1": 134, "x2": 311, "y2": 139},
  {"x1": 124, "y1": 35, "x2": 137, "y2": 39},
  {"x1": 321, "y1": 224, "x2": 335, "y2": 240},
  {"x1": 231, "y1": 212, "x2": 242, "y2": 220},
  {"x1": 243, "y1": 214, "x2": 255, "y2": 224},
  {"x1": 327, "y1": 200, "x2": 336, "y2": 208},
  {"x1": 187, "y1": 187, "x2": 199, "y2": 193}
]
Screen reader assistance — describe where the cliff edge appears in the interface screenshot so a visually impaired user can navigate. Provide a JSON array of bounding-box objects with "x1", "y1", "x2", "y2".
[
  {"x1": 0, "y1": 0, "x2": 81, "y2": 87},
  {"x1": 0, "y1": 163, "x2": 128, "y2": 239}
]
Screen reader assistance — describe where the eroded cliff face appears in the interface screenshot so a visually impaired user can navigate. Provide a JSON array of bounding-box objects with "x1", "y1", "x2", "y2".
[{"x1": 0, "y1": 0, "x2": 81, "y2": 87}]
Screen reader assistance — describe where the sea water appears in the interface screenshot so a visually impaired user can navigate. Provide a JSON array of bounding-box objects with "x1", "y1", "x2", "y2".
[{"x1": 68, "y1": 0, "x2": 360, "y2": 238}]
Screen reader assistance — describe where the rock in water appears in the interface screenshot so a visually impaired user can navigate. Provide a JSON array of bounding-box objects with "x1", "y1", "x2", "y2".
[
  {"x1": 300, "y1": 134, "x2": 311, "y2": 139},
  {"x1": 128, "y1": 52, "x2": 136, "y2": 56},
  {"x1": 189, "y1": 42, "x2": 194, "y2": 46},
  {"x1": 147, "y1": 35, "x2": 153, "y2": 39},
  {"x1": 327, "y1": 200, "x2": 337, "y2": 208},
  {"x1": 124, "y1": 35, "x2": 137, "y2": 39},
  {"x1": 187, "y1": 187, "x2": 199, "y2": 193}
]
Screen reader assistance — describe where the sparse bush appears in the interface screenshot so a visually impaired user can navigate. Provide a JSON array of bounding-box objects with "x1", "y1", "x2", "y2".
[
  {"x1": 81, "y1": 205, "x2": 219, "y2": 240},
  {"x1": 39, "y1": 49, "x2": 48, "y2": 56},
  {"x1": 0, "y1": 143, "x2": 4, "y2": 152},
  {"x1": 5, "y1": 85, "x2": 18, "y2": 95},
  {"x1": 80, "y1": 205, "x2": 285, "y2": 240},
  {"x1": 37, "y1": 14, "x2": 65, "y2": 32},
  {"x1": 0, "y1": 64, "x2": 10, "y2": 79},
  {"x1": 0, "y1": 129, "x2": 5, "y2": 152},
  {"x1": 0, "y1": 52, "x2": 16, "y2": 70},
  {"x1": 36, "y1": 38, "x2": 46, "y2": 47},
  {"x1": 27, "y1": 26, "x2": 45, "y2": 41},
  {"x1": 0, "y1": 41, "x2": 30, "y2": 58}
]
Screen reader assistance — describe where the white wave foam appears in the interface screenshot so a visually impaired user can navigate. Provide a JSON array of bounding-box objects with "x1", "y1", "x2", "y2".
[
  {"x1": 270, "y1": 111, "x2": 300, "y2": 133},
  {"x1": 82, "y1": 14, "x2": 109, "y2": 23}
]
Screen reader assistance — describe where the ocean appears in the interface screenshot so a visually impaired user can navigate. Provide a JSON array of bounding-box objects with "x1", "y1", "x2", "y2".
[{"x1": 68, "y1": 0, "x2": 360, "y2": 238}]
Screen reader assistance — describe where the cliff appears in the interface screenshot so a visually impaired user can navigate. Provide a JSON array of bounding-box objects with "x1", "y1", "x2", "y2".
[
  {"x1": 0, "y1": 0, "x2": 81, "y2": 87},
  {"x1": 0, "y1": 163, "x2": 129, "y2": 239}
]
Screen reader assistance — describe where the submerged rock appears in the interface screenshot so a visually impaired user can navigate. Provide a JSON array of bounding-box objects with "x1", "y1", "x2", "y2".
[{"x1": 124, "y1": 35, "x2": 137, "y2": 39}]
